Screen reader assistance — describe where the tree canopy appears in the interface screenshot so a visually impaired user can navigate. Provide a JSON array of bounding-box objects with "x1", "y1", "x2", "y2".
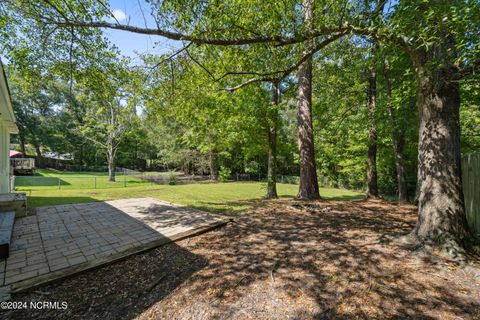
[{"x1": 1, "y1": 0, "x2": 479, "y2": 257}]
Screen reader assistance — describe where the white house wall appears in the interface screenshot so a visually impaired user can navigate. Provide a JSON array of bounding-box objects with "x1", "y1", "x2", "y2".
[{"x1": 0, "y1": 118, "x2": 10, "y2": 193}]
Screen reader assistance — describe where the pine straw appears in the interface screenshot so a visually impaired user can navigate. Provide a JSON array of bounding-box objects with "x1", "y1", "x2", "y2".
[{"x1": 5, "y1": 199, "x2": 480, "y2": 319}]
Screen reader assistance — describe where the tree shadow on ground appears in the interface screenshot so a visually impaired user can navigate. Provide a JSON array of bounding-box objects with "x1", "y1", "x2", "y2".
[
  {"x1": 186, "y1": 193, "x2": 365, "y2": 216},
  {"x1": 5, "y1": 234, "x2": 207, "y2": 320},
  {"x1": 187, "y1": 200, "x2": 262, "y2": 216},
  {"x1": 6, "y1": 198, "x2": 480, "y2": 319},
  {"x1": 143, "y1": 198, "x2": 480, "y2": 319},
  {"x1": 276, "y1": 194, "x2": 365, "y2": 201}
]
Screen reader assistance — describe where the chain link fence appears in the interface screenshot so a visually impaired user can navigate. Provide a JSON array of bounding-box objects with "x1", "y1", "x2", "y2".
[
  {"x1": 13, "y1": 169, "x2": 151, "y2": 191},
  {"x1": 12, "y1": 166, "x2": 307, "y2": 191}
]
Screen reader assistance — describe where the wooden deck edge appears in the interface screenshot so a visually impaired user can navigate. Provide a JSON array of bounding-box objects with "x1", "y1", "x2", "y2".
[{"x1": 9, "y1": 218, "x2": 230, "y2": 293}]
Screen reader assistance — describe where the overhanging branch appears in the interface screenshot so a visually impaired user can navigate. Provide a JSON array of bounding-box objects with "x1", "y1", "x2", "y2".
[
  {"x1": 221, "y1": 32, "x2": 346, "y2": 92},
  {"x1": 18, "y1": 0, "x2": 412, "y2": 49}
]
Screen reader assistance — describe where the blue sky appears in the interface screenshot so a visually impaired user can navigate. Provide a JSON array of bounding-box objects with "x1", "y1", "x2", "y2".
[{"x1": 106, "y1": 0, "x2": 179, "y2": 62}]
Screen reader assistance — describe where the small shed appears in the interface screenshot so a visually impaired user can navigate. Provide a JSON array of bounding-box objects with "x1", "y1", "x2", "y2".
[
  {"x1": 9, "y1": 150, "x2": 23, "y2": 158},
  {"x1": 9, "y1": 150, "x2": 35, "y2": 175}
]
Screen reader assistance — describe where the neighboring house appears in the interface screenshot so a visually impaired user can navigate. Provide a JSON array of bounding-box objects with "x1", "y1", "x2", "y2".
[
  {"x1": 0, "y1": 59, "x2": 18, "y2": 193},
  {"x1": 43, "y1": 152, "x2": 73, "y2": 161},
  {"x1": 40, "y1": 151, "x2": 72, "y2": 170}
]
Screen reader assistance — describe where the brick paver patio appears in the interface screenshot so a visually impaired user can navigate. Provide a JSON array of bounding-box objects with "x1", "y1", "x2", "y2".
[{"x1": 0, "y1": 198, "x2": 227, "y2": 294}]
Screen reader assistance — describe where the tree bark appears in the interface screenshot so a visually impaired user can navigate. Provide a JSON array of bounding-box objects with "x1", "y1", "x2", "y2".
[
  {"x1": 393, "y1": 135, "x2": 408, "y2": 203},
  {"x1": 366, "y1": 45, "x2": 379, "y2": 198},
  {"x1": 209, "y1": 151, "x2": 218, "y2": 180},
  {"x1": 383, "y1": 59, "x2": 409, "y2": 203},
  {"x1": 107, "y1": 149, "x2": 115, "y2": 182},
  {"x1": 267, "y1": 82, "x2": 279, "y2": 199},
  {"x1": 34, "y1": 143, "x2": 43, "y2": 168},
  {"x1": 297, "y1": 0, "x2": 320, "y2": 200},
  {"x1": 409, "y1": 61, "x2": 470, "y2": 255},
  {"x1": 78, "y1": 143, "x2": 84, "y2": 166},
  {"x1": 19, "y1": 136, "x2": 26, "y2": 155},
  {"x1": 34, "y1": 143, "x2": 42, "y2": 157}
]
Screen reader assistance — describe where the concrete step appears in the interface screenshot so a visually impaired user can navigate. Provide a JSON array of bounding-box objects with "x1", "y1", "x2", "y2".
[{"x1": 0, "y1": 211, "x2": 15, "y2": 259}]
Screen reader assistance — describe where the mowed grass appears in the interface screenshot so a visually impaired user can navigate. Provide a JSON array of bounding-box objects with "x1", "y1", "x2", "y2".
[
  {"x1": 20, "y1": 180, "x2": 365, "y2": 213},
  {"x1": 15, "y1": 169, "x2": 151, "y2": 190},
  {"x1": 32, "y1": 169, "x2": 175, "y2": 177}
]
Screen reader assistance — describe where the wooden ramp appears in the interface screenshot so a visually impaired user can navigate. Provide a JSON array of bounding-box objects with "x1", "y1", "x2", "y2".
[{"x1": 0, "y1": 198, "x2": 228, "y2": 295}]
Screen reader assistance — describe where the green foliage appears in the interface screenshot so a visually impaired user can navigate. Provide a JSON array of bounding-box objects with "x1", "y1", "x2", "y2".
[
  {"x1": 1, "y1": 0, "x2": 479, "y2": 200},
  {"x1": 460, "y1": 81, "x2": 480, "y2": 154},
  {"x1": 167, "y1": 172, "x2": 178, "y2": 185},
  {"x1": 218, "y1": 166, "x2": 232, "y2": 182}
]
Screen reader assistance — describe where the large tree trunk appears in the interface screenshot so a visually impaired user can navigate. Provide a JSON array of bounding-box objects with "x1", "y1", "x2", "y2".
[
  {"x1": 383, "y1": 60, "x2": 409, "y2": 203},
  {"x1": 34, "y1": 143, "x2": 42, "y2": 157},
  {"x1": 107, "y1": 150, "x2": 115, "y2": 182},
  {"x1": 409, "y1": 63, "x2": 470, "y2": 255},
  {"x1": 19, "y1": 136, "x2": 26, "y2": 155},
  {"x1": 393, "y1": 136, "x2": 408, "y2": 203},
  {"x1": 266, "y1": 82, "x2": 279, "y2": 199},
  {"x1": 297, "y1": 0, "x2": 320, "y2": 200},
  {"x1": 209, "y1": 151, "x2": 218, "y2": 180},
  {"x1": 366, "y1": 45, "x2": 379, "y2": 198},
  {"x1": 33, "y1": 143, "x2": 43, "y2": 168},
  {"x1": 78, "y1": 143, "x2": 84, "y2": 166}
]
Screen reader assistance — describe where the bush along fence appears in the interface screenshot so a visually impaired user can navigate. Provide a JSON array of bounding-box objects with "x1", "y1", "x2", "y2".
[{"x1": 462, "y1": 153, "x2": 480, "y2": 238}]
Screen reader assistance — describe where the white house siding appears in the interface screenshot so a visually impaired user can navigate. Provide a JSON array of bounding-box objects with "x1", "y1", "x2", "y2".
[
  {"x1": 0, "y1": 58, "x2": 17, "y2": 194},
  {"x1": 0, "y1": 118, "x2": 9, "y2": 193}
]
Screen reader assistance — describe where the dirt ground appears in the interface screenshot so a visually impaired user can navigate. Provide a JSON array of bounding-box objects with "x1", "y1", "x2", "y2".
[{"x1": 2, "y1": 199, "x2": 480, "y2": 320}]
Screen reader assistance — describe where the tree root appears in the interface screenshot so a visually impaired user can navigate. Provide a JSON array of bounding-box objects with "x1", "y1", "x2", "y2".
[{"x1": 394, "y1": 233, "x2": 469, "y2": 264}]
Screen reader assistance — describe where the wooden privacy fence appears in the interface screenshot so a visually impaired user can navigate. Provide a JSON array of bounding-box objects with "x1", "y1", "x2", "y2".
[{"x1": 462, "y1": 153, "x2": 480, "y2": 238}]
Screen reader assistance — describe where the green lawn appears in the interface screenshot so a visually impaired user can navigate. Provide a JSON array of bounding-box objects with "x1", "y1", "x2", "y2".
[
  {"x1": 32, "y1": 169, "x2": 176, "y2": 177},
  {"x1": 15, "y1": 168, "x2": 151, "y2": 190},
  {"x1": 20, "y1": 181, "x2": 365, "y2": 213},
  {"x1": 34, "y1": 169, "x2": 119, "y2": 177}
]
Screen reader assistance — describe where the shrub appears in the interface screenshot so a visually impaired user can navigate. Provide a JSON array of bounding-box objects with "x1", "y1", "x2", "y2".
[
  {"x1": 218, "y1": 166, "x2": 231, "y2": 182},
  {"x1": 167, "y1": 172, "x2": 178, "y2": 185}
]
